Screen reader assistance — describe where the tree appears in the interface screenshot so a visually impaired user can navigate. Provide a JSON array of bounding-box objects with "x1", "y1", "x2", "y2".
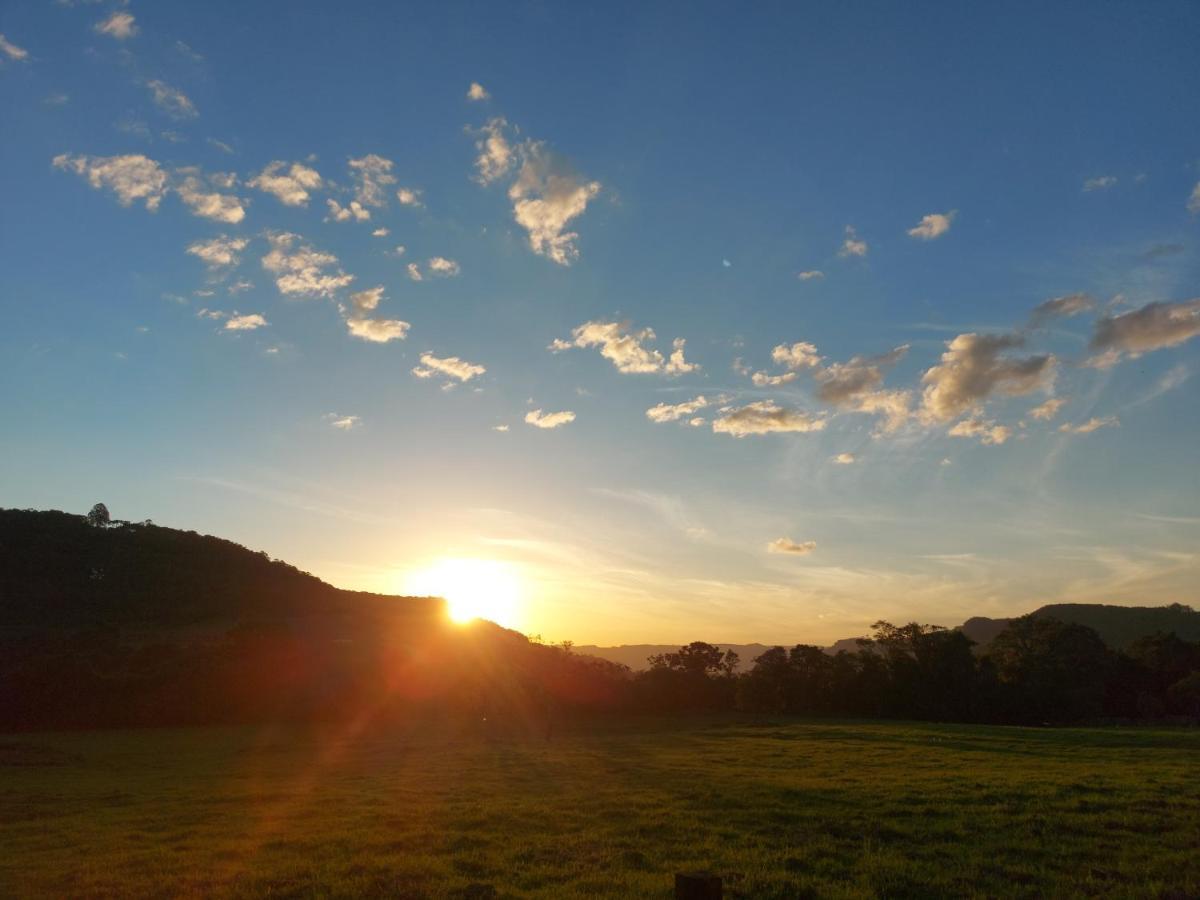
[
  {"x1": 86, "y1": 503, "x2": 111, "y2": 528},
  {"x1": 987, "y1": 615, "x2": 1111, "y2": 722},
  {"x1": 1168, "y1": 672, "x2": 1200, "y2": 722}
]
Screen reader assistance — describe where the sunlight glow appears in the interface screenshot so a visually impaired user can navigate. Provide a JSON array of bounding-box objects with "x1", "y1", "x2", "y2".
[{"x1": 403, "y1": 557, "x2": 524, "y2": 628}]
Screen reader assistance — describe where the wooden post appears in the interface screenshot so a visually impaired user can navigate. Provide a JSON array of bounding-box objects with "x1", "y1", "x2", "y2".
[{"x1": 675, "y1": 871, "x2": 722, "y2": 900}]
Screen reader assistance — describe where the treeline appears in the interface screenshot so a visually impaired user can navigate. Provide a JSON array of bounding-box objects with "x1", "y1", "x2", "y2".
[{"x1": 629, "y1": 619, "x2": 1200, "y2": 725}]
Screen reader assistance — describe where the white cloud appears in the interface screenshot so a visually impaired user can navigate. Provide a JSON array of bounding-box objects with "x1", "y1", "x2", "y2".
[
  {"x1": 261, "y1": 232, "x2": 353, "y2": 298},
  {"x1": 1029, "y1": 397, "x2": 1068, "y2": 421},
  {"x1": 751, "y1": 371, "x2": 798, "y2": 387},
  {"x1": 348, "y1": 154, "x2": 396, "y2": 207},
  {"x1": 920, "y1": 332, "x2": 1055, "y2": 422},
  {"x1": 346, "y1": 317, "x2": 409, "y2": 343},
  {"x1": 767, "y1": 537, "x2": 817, "y2": 555},
  {"x1": 0, "y1": 33, "x2": 29, "y2": 61},
  {"x1": 712, "y1": 401, "x2": 826, "y2": 437},
  {"x1": 797, "y1": 270, "x2": 824, "y2": 281},
  {"x1": 473, "y1": 117, "x2": 514, "y2": 184},
  {"x1": 838, "y1": 225, "x2": 868, "y2": 258},
  {"x1": 553, "y1": 320, "x2": 698, "y2": 375},
  {"x1": 851, "y1": 390, "x2": 913, "y2": 434},
  {"x1": 53, "y1": 153, "x2": 168, "y2": 210},
  {"x1": 1083, "y1": 176, "x2": 1117, "y2": 192},
  {"x1": 406, "y1": 262, "x2": 423, "y2": 281},
  {"x1": 1088, "y1": 299, "x2": 1200, "y2": 365},
  {"x1": 646, "y1": 396, "x2": 709, "y2": 423},
  {"x1": 346, "y1": 286, "x2": 384, "y2": 315},
  {"x1": 325, "y1": 413, "x2": 360, "y2": 430},
  {"x1": 427, "y1": 257, "x2": 460, "y2": 277},
  {"x1": 412, "y1": 352, "x2": 485, "y2": 383},
  {"x1": 832, "y1": 453, "x2": 856, "y2": 465},
  {"x1": 771, "y1": 341, "x2": 822, "y2": 370},
  {"x1": 207, "y1": 138, "x2": 234, "y2": 154},
  {"x1": 339, "y1": 285, "x2": 410, "y2": 343},
  {"x1": 186, "y1": 235, "x2": 248, "y2": 271},
  {"x1": 467, "y1": 82, "x2": 490, "y2": 101},
  {"x1": 1189, "y1": 182, "x2": 1200, "y2": 215},
  {"x1": 907, "y1": 210, "x2": 956, "y2": 240},
  {"x1": 372, "y1": 227, "x2": 389, "y2": 237},
  {"x1": 666, "y1": 338, "x2": 699, "y2": 374},
  {"x1": 146, "y1": 80, "x2": 197, "y2": 120},
  {"x1": 396, "y1": 187, "x2": 423, "y2": 207},
  {"x1": 493, "y1": 424, "x2": 509, "y2": 432},
  {"x1": 248, "y1": 161, "x2": 322, "y2": 206},
  {"x1": 948, "y1": 417, "x2": 1011, "y2": 445},
  {"x1": 174, "y1": 171, "x2": 245, "y2": 223},
  {"x1": 525, "y1": 408, "x2": 576, "y2": 429},
  {"x1": 1059, "y1": 416, "x2": 1119, "y2": 434},
  {"x1": 508, "y1": 142, "x2": 601, "y2": 265},
  {"x1": 95, "y1": 12, "x2": 137, "y2": 40},
  {"x1": 325, "y1": 198, "x2": 370, "y2": 222},
  {"x1": 228, "y1": 279, "x2": 253, "y2": 295},
  {"x1": 224, "y1": 313, "x2": 267, "y2": 331}
]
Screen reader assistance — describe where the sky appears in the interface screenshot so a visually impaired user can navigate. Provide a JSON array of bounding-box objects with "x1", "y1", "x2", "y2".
[{"x1": 1, "y1": 1, "x2": 1198, "y2": 646}]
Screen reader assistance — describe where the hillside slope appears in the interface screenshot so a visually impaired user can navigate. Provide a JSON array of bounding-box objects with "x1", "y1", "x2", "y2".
[
  {"x1": 0, "y1": 508, "x2": 444, "y2": 638},
  {"x1": 0, "y1": 509, "x2": 628, "y2": 730}
]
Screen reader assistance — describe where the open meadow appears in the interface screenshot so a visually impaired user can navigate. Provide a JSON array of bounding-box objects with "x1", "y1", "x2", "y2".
[{"x1": 1, "y1": 718, "x2": 1198, "y2": 899}]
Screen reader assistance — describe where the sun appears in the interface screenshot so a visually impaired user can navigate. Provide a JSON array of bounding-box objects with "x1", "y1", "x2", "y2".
[{"x1": 403, "y1": 557, "x2": 523, "y2": 628}]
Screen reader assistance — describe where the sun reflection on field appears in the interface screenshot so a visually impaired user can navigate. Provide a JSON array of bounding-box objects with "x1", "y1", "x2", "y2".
[{"x1": 403, "y1": 557, "x2": 523, "y2": 628}]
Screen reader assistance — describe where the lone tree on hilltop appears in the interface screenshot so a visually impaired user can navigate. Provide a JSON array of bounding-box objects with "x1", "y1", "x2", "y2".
[{"x1": 86, "y1": 503, "x2": 111, "y2": 527}]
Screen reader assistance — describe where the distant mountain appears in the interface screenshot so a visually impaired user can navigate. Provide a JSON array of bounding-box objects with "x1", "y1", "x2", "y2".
[
  {"x1": 581, "y1": 603, "x2": 1200, "y2": 669},
  {"x1": 962, "y1": 603, "x2": 1200, "y2": 651}
]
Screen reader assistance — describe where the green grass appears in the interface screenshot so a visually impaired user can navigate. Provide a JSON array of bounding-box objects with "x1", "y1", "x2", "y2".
[{"x1": 1, "y1": 718, "x2": 1198, "y2": 898}]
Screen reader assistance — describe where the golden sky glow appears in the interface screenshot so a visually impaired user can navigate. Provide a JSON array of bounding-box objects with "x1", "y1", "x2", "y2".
[{"x1": 403, "y1": 557, "x2": 525, "y2": 629}]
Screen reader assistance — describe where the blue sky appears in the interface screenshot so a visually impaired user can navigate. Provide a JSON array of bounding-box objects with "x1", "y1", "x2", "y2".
[{"x1": 1, "y1": 0, "x2": 1198, "y2": 644}]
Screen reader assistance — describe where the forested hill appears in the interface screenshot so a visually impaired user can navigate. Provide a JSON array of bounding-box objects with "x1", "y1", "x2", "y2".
[
  {"x1": 960, "y1": 604, "x2": 1200, "y2": 651},
  {"x1": 0, "y1": 507, "x2": 631, "y2": 730},
  {"x1": 0, "y1": 507, "x2": 444, "y2": 638},
  {"x1": 583, "y1": 604, "x2": 1200, "y2": 669}
]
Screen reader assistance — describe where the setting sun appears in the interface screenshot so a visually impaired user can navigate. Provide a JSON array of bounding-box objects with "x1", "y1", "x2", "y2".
[{"x1": 404, "y1": 558, "x2": 524, "y2": 629}]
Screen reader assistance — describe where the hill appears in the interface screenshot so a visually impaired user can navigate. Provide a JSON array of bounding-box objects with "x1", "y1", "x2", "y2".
[
  {"x1": 0, "y1": 507, "x2": 444, "y2": 638},
  {"x1": 961, "y1": 604, "x2": 1200, "y2": 651},
  {"x1": 0, "y1": 508, "x2": 628, "y2": 730}
]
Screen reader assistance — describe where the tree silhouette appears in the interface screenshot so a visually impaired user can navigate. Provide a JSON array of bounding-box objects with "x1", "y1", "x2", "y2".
[{"x1": 86, "y1": 503, "x2": 110, "y2": 528}]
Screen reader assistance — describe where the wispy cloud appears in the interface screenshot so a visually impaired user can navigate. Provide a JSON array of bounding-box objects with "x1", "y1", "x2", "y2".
[
  {"x1": 95, "y1": 12, "x2": 137, "y2": 40},
  {"x1": 146, "y1": 80, "x2": 197, "y2": 120},
  {"x1": 0, "y1": 33, "x2": 29, "y2": 61},
  {"x1": 1058, "y1": 416, "x2": 1118, "y2": 434},
  {"x1": 412, "y1": 352, "x2": 486, "y2": 383},
  {"x1": 712, "y1": 401, "x2": 826, "y2": 437},
  {"x1": 767, "y1": 537, "x2": 817, "y2": 555}
]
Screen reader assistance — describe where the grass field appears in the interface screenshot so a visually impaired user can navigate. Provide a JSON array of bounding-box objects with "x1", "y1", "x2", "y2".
[{"x1": 1, "y1": 718, "x2": 1198, "y2": 898}]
